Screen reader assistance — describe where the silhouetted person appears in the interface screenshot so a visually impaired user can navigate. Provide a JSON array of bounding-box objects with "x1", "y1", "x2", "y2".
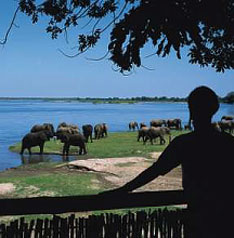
[{"x1": 102, "y1": 86, "x2": 234, "y2": 237}]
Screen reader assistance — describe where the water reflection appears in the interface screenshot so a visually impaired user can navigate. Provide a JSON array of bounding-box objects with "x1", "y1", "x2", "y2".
[
  {"x1": 20, "y1": 154, "x2": 77, "y2": 165},
  {"x1": 20, "y1": 154, "x2": 52, "y2": 165}
]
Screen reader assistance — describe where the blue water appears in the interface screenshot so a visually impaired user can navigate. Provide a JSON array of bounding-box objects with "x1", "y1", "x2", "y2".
[{"x1": 0, "y1": 100, "x2": 233, "y2": 171}]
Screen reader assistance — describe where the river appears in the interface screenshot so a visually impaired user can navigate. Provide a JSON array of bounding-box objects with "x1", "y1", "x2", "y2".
[{"x1": 0, "y1": 100, "x2": 233, "y2": 172}]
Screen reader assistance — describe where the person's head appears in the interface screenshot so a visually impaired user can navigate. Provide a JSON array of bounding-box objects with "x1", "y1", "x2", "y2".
[{"x1": 188, "y1": 86, "x2": 219, "y2": 124}]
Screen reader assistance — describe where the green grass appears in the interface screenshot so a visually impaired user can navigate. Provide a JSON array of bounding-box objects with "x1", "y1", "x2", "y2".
[
  {"x1": 3, "y1": 131, "x2": 187, "y2": 199},
  {"x1": 0, "y1": 172, "x2": 103, "y2": 198},
  {"x1": 1, "y1": 131, "x2": 188, "y2": 221},
  {"x1": 9, "y1": 130, "x2": 187, "y2": 159}
]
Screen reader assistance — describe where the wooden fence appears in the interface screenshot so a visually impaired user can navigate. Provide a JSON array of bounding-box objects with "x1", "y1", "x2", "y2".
[{"x1": 0, "y1": 190, "x2": 187, "y2": 237}]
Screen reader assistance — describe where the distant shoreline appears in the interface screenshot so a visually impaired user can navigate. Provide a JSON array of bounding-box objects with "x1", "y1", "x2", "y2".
[
  {"x1": 0, "y1": 96, "x2": 232, "y2": 104},
  {"x1": 0, "y1": 96, "x2": 187, "y2": 104}
]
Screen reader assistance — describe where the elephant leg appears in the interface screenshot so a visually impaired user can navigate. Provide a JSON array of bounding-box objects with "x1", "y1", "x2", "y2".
[
  {"x1": 66, "y1": 145, "x2": 70, "y2": 155},
  {"x1": 168, "y1": 135, "x2": 172, "y2": 143},
  {"x1": 39, "y1": 143, "x2": 44, "y2": 154},
  {"x1": 137, "y1": 135, "x2": 140, "y2": 141},
  {"x1": 62, "y1": 144, "x2": 67, "y2": 155},
  {"x1": 78, "y1": 146, "x2": 81, "y2": 155},
  {"x1": 150, "y1": 138, "x2": 154, "y2": 145},
  {"x1": 83, "y1": 146, "x2": 87, "y2": 154},
  {"x1": 160, "y1": 135, "x2": 165, "y2": 145},
  {"x1": 90, "y1": 135, "x2": 93, "y2": 143},
  {"x1": 28, "y1": 147, "x2": 32, "y2": 155}
]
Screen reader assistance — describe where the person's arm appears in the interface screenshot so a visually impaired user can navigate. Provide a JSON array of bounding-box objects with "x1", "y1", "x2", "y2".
[
  {"x1": 111, "y1": 162, "x2": 163, "y2": 193},
  {"x1": 100, "y1": 137, "x2": 182, "y2": 194}
]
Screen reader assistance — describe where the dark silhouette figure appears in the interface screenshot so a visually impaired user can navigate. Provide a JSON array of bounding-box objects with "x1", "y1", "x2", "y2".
[{"x1": 102, "y1": 86, "x2": 234, "y2": 237}]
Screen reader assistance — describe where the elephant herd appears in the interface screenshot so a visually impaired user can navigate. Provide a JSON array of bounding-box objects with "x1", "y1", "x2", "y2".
[
  {"x1": 20, "y1": 122, "x2": 108, "y2": 156},
  {"x1": 129, "y1": 118, "x2": 182, "y2": 132},
  {"x1": 129, "y1": 119, "x2": 179, "y2": 145},
  {"x1": 20, "y1": 115, "x2": 234, "y2": 156},
  {"x1": 212, "y1": 115, "x2": 234, "y2": 134},
  {"x1": 130, "y1": 115, "x2": 234, "y2": 145}
]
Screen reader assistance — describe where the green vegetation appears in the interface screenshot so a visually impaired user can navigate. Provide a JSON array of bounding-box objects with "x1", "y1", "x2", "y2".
[
  {"x1": 9, "y1": 131, "x2": 186, "y2": 158},
  {"x1": 1, "y1": 131, "x2": 188, "y2": 221},
  {"x1": 0, "y1": 96, "x2": 187, "y2": 103},
  {"x1": 1, "y1": 94, "x2": 233, "y2": 104},
  {"x1": 2, "y1": 131, "x2": 187, "y2": 199},
  {"x1": 222, "y1": 92, "x2": 234, "y2": 104},
  {"x1": 0, "y1": 172, "x2": 102, "y2": 198}
]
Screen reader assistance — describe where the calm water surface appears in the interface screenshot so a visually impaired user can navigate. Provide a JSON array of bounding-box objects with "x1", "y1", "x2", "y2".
[{"x1": 0, "y1": 100, "x2": 233, "y2": 171}]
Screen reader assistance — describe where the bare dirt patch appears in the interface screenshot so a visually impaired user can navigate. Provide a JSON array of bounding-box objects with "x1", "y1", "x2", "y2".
[
  {"x1": 0, "y1": 183, "x2": 15, "y2": 195},
  {"x1": 67, "y1": 154, "x2": 182, "y2": 192}
]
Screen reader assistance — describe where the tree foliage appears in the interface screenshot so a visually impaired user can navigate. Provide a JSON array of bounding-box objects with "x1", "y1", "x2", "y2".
[
  {"x1": 16, "y1": 0, "x2": 234, "y2": 72},
  {"x1": 223, "y1": 92, "x2": 234, "y2": 104}
]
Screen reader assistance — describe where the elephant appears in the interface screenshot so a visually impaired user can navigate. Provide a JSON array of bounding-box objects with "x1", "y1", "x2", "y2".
[
  {"x1": 218, "y1": 120, "x2": 234, "y2": 134},
  {"x1": 167, "y1": 119, "x2": 182, "y2": 130},
  {"x1": 57, "y1": 132, "x2": 87, "y2": 156},
  {"x1": 150, "y1": 119, "x2": 167, "y2": 127},
  {"x1": 139, "y1": 122, "x2": 147, "y2": 128},
  {"x1": 30, "y1": 123, "x2": 55, "y2": 135},
  {"x1": 57, "y1": 122, "x2": 79, "y2": 130},
  {"x1": 56, "y1": 122, "x2": 79, "y2": 135},
  {"x1": 211, "y1": 122, "x2": 221, "y2": 132},
  {"x1": 184, "y1": 124, "x2": 192, "y2": 130},
  {"x1": 221, "y1": 115, "x2": 234, "y2": 121},
  {"x1": 129, "y1": 121, "x2": 139, "y2": 131},
  {"x1": 94, "y1": 123, "x2": 108, "y2": 139},
  {"x1": 82, "y1": 124, "x2": 93, "y2": 143},
  {"x1": 20, "y1": 130, "x2": 53, "y2": 155},
  {"x1": 144, "y1": 127, "x2": 171, "y2": 145},
  {"x1": 56, "y1": 126, "x2": 79, "y2": 135},
  {"x1": 102, "y1": 123, "x2": 108, "y2": 137},
  {"x1": 137, "y1": 126, "x2": 149, "y2": 142}
]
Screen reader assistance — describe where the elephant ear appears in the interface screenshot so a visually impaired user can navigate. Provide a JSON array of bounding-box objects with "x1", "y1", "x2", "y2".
[{"x1": 61, "y1": 133, "x2": 70, "y2": 142}]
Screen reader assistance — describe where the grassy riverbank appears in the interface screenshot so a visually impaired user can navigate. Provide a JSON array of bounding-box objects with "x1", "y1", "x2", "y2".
[
  {"x1": 2, "y1": 131, "x2": 187, "y2": 200},
  {"x1": 9, "y1": 131, "x2": 185, "y2": 158},
  {"x1": 0, "y1": 131, "x2": 187, "y2": 221}
]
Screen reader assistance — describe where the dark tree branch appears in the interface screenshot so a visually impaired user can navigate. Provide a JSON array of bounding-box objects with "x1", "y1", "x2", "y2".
[
  {"x1": 10, "y1": 0, "x2": 234, "y2": 73},
  {"x1": 0, "y1": 6, "x2": 20, "y2": 45}
]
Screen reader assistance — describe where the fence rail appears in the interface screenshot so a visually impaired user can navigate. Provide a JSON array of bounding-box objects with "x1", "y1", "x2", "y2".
[{"x1": 0, "y1": 190, "x2": 186, "y2": 216}]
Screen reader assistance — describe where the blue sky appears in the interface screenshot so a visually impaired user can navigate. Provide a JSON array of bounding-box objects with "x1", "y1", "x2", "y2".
[{"x1": 0, "y1": 1, "x2": 233, "y2": 98}]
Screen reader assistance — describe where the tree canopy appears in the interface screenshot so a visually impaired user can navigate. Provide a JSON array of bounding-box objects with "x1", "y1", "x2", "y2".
[
  {"x1": 223, "y1": 92, "x2": 234, "y2": 104},
  {"x1": 4, "y1": 0, "x2": 234, "y2": 73}
]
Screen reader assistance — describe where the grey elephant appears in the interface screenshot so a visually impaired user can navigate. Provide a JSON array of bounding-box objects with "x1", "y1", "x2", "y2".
[
  {"x1": 150, "y1": 119, "x2": 167, "y2": 127},
  {"x1": 137, "y1": 126, "x2": 149, "y2": 142},
  {"x1": 184, "y1": 123, "x2": 192, "y2": 130},
  {"x1": 31, "y1": 123, "x2": 55, "y2": 135},
  {"x1": 129, "y1": 121, "x2": 139, "y2": 131},
  {"x1": 211, "y1": 122, "x2": 221, "y2": 132},
  {"x1": 20, "y1": 130, "x2": 53, "y2": 155},
  {"x1": 82, "y1": 124, "x2": 93, "y2": 142},
  {"x1": 57, "y1": 122, "x2": 79, "y2": 130},
  {"x1": 167, "y1": 119, "x2": 182, "y2": 130},
  {"x1": 139, "y1": 122, "x2": 147, "y2": 128},
  {"x1": 144, "y1": 127, "x2": 171, "y2": 145},
  {"x1": 218, "y1": 120, "x2": 234, "y2": 134},
  {"x1": 94, "y1": 123, "x2": 108, "y2": 139},
  {"x1": 56, "y1": 122, "x2": 79, "y2": 135},
  {"x1": 57, "y1": 132, "x2": 87, "y2": 156},
  {"x1": 221, "y1": 115, "x2": 234, "y2": 121},
  {"x1": 102, "y1": 123, "x2": 108, "y2": 137}
]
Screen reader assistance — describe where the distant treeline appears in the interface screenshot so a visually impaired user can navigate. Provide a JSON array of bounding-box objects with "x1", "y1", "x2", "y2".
[
  {"x1": 76, "y1": 96, "x2": 187, "y2": 103},
  {"x1": 1, "y1": 93, "x2": 233, "y2": 104}
]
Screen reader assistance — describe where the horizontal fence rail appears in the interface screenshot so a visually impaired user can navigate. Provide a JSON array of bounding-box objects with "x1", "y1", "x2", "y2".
[{"x1": 0, "y1": 190, "x2": 186, "y2": 216}]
